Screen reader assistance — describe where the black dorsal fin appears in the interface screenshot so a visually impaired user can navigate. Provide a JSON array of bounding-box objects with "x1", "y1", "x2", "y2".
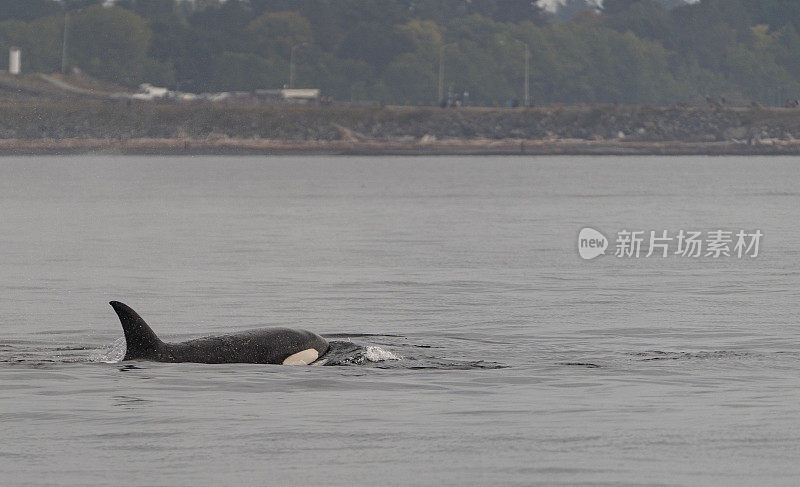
[{"x1": 109, "y1": 301, "x2": 165, "y2": 360}]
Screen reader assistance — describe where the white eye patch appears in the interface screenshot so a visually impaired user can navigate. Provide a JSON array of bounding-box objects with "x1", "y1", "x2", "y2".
[{"x1": 282, "y1": 349, "x2": 319, "y2": 365}]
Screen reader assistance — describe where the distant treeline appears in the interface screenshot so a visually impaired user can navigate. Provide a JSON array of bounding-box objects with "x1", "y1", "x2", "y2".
[{"x1": 1, "y1": 0, "x2": 800, "y2": 106}]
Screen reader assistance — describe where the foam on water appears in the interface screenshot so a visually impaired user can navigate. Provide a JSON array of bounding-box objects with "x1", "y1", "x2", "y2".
[
  {"x1": 363, "y1": 346, "x2": 402, "y2": 362},
  {"x1": 88, "y1": 337, "x2": 126, "y2": 363}
]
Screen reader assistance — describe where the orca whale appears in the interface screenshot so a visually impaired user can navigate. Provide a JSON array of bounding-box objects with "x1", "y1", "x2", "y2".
[{"x1": 109, "y1": 301, "x2": 329, "y2": 365}]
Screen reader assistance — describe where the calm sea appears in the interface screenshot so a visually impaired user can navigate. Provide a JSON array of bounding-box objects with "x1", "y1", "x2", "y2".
[{"x1": 1, "y1": 155, "x2": 799, "y2": 486}]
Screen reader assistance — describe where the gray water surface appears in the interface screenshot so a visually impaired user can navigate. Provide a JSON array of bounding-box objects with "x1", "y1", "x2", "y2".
[{"x1": 2, "y1": 156, "x2": 799, "y2": 486}]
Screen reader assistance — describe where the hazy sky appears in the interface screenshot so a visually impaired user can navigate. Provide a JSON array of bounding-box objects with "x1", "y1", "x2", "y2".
[
  {"x1": 537, "y1": 0, "x2": 699, "y2": 12},
  {"x1": 538, "y1": 0, "x2": 602, "y2": 12}
]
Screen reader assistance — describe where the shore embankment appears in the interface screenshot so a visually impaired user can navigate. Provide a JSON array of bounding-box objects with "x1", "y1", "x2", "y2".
[{"x1": 3, "y1": 101, "x2": 800, "y2": 155}]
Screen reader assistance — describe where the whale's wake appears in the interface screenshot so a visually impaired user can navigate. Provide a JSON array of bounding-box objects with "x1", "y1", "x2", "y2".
[
  {"x1": 89, "y1": 337, "x2": 126, "y2": 363},
  {"x1": 3, "y1": 337, "x2": 505, "y2": 370},
  {"x1": 317, "y1": 340, "x2": 505, "y2": 369}
]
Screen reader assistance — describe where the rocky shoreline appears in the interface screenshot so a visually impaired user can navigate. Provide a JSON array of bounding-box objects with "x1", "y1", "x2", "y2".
[
  {"x1": 3, "y1": 102, "x2": 800, "y2": 155},
  {"x1": 2, "y1": 137, "x2": 800, "y2": 156}
]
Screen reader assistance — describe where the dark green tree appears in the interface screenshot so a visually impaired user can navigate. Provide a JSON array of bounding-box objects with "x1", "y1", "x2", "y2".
[
  {"x1": 0, "y1": 0, "x2": 60, "y2": 21},
  {"x1": 68, "y1": 5, "x2": 167, "y2": 85}
]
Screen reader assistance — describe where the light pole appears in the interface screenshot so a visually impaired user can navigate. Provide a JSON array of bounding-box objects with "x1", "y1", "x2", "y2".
[
  {"x1": 289, "y1": 43, "x2": 308, "y2": 89},
  {"x1": 499, "y1": 39, "x2": 532, "y2": 107}
]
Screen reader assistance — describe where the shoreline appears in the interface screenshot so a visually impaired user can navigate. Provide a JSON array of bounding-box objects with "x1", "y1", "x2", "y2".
[
  {"x1": 4, "y1": 101, "x2": 800, "y2": 156},
  {"x1": 1, "y1": 137, "x2": 800, "y2": 156}
]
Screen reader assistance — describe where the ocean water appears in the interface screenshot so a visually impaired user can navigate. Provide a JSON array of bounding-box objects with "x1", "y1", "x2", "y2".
[{"x1": 1, "y1": 155, "x2": 799, "y2": 486}]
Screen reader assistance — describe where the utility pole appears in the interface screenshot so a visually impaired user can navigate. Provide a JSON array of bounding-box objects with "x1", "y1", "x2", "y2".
[
  {"x1": 289, "y1": 43, "x2": 308, "y2": 89},
  {"x1": 438, "y1": 43, "x2": 457, "y2": 105},
  {"x1": 438, "y1": 44, "x2": 445, "y2": 104},
  {"x1": 61, "y1": 11, "x2": 69, "y2": 74},
  {"x1": 524, "y1": 43, "x2": 530, "y2": 107}
]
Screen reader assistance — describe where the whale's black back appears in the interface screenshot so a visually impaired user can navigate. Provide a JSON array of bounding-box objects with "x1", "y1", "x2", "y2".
[
  {"x1": 109, "y1": 301, "x2": 329, "y2": 364},
  {"x1": 165, "y1": 328, "x2": 328, "y2": 364}
]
